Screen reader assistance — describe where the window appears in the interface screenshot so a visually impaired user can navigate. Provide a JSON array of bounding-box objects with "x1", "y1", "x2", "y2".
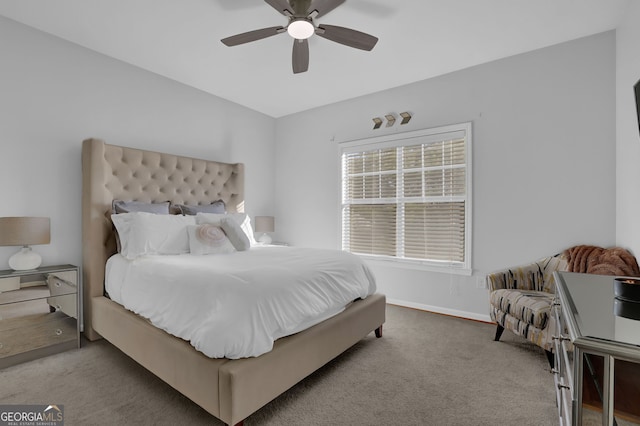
[{"x1": 341, "y1": 122, "x2": 472, "y2": 272}]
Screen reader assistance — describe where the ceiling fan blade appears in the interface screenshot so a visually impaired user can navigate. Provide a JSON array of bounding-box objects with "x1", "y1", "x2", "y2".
[
  {"x1": 264, "y1": 0, "x2": 293, "y2": 16},
  {"x1": 309, "y1": 0, "x2": 345, "y2": 18},
  {"x1": 221, "y1": 26, "x2": 285, "y2": 47},
  {"x1": 292, "y1": 39, "x2": 309, "y2": 74},
  {"x1": 316, "y1": 24, "x2": 378, "y2": 51}
]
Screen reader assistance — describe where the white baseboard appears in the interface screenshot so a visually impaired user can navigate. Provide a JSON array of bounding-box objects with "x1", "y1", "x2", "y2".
[{"x1": 386, "y1": 298, "x2": 492, "y2": 323}]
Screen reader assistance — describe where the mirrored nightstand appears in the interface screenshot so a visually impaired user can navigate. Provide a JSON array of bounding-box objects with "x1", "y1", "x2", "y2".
[{"x1": 0, "y1": 264, "x2": 80, "y2": 369}]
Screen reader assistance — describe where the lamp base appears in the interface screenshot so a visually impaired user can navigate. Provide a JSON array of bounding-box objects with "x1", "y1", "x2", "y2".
[
  {"x1": 258, "y1": 233, "x2": 272, "y2": 245},
  {"x1": 8, "y1": 246, "x2": 42, "y2": 270}
]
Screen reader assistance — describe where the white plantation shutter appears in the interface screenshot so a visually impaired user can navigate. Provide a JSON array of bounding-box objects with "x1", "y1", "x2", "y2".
[{"x1": 341, "y1": 123, "x2": 471, "y2": 270}]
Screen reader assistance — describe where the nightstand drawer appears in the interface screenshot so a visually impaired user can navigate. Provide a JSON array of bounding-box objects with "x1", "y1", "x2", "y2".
[
  {"x1": 0, "y1": 276, "x2": 20, "y2": 292},
  {"x1": 0, "y1": 309, "x2": 77, "y2": 358},
  {"x1": 0, "y1": 285, "x2": 50, "y2": 305},
  {"x1": 47, "y1": 272, "x2": 77, "y2": 296},
  {"x1": 47, "y1": 293, "x2": 77, "y2": 318},
  {"x1": 0, "y1": 295, "x2": 50, "y2": 321}
]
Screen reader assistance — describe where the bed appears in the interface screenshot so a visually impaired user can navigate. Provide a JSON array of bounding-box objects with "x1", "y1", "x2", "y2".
[{"x1": 81, "y1": 138, "x2": 386, "y2": 425}]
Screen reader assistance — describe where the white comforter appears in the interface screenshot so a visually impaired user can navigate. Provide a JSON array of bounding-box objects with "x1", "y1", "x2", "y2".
[{"x1": 106, "y1": 246, "x2": 376, "y2": 359}]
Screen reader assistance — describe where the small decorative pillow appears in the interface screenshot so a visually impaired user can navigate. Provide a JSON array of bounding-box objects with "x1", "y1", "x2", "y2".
[
  {"x1": 220, "y1": 216, "x2": 250, "y2": 251},
  {"x1": 177, "y1": 201, "x2": 226, "y2": 215},
  {"x1": 196, "y1": 212, "x2": 258, "y2": 246},
  {"x1": 232, "y1": 213, "x2": 258, "y2": 246},
  {"x1": 187, "y1": 224, "x2": 236, "y2": 255}
]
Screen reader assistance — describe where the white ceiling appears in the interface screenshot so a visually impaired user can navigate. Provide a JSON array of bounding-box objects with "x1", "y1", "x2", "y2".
[{"x1": 0, "y1": 0, "x2": 630, "y2": 117}]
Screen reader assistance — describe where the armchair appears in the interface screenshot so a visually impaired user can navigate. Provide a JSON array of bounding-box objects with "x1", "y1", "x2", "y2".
[
  {"x1": 487, "y1": 253, "x2": 567, "y2": 367},
  {"x1": 488, "y1": 245, "x2": 640, "y2": 369}
]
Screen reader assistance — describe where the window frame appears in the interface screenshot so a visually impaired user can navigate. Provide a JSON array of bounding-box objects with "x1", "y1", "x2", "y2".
[{"x1": 339, "y1": 122, "x2": 472, "y2": 274}]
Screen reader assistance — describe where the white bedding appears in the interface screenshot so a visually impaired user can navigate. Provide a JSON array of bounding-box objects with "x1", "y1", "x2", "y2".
[{"x1": 105, "y1": 246, "x2": 376, "y2": 359}]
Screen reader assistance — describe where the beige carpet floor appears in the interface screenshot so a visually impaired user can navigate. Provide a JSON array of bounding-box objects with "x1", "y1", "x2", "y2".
[{"x1": 0, "y1": 304, "x2": 558, "y2": 425}]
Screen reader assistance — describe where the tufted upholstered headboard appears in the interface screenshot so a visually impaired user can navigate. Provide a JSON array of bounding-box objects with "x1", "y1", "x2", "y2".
[{"x1": 81, "y1": 138, "x2": 244, "y2": 339}]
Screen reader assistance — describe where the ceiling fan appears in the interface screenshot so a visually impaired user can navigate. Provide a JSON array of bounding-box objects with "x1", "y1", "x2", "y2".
[{"x1": 221, "y1": 0, "x2": 379, "y2": 74}]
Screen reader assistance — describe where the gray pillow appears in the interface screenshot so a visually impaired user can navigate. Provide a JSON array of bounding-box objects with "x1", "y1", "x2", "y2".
[
  {"x1": 220, "y1": 216, "x2": 250, "y2": 251},
  {"x1": 178, "y1": 201, "x2": 226, "y2": 215},
  {"x1": 112, "y1": 200, "x2": 171, "y2": 214}
]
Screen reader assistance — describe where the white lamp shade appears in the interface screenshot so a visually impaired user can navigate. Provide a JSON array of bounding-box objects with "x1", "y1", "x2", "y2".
[
  {"x1": 255, "y1": 216, "x2": 274, "y2": 244},
  {"x1": 254, "y1": 216, "x2": 275, "y2": 233},
  {"x1": 0, "y1": 217, "x2": 50, "y2": 246}
]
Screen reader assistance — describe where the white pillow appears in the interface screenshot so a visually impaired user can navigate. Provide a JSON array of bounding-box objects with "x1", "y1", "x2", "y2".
[
  {"x1": 196, "y1": 212, "x2": 258, "y2": 246},
  {"x1": 220, "y1": 216, "x2": 250, "y2": 251},
  {"x1": 187, "y1": 224, "x2": 236, "y2": 255},
  {"x1": 112, "y1": 212, "x2": 195, "y2": 259},
  {"x1": 111, "y1": 212, "x2": 136, "y2": 255}
]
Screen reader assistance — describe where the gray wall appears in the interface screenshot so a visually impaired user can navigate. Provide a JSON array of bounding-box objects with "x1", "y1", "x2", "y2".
[
  {"x1": 275, "y1": 32, "x2": 617, "y2": 320},
  {"x1": 0, "y1": 14, "x2": 619, "y2": 321},
  {"x1": 0, "y1": 16, "x2": 277, "y2": 269},
  {"x1": 616, "y1": 2, "x2": 640, "y2": 255}
]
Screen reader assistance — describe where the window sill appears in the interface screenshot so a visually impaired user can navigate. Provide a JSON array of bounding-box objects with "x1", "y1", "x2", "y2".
[{"x1": 357, "y1": 254, "x2": 472, "y2": 276}]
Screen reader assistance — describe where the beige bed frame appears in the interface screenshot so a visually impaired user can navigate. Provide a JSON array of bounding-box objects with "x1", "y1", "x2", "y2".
[{"x1": 81, "y1": 138, "x2": 386, "y2": 425}]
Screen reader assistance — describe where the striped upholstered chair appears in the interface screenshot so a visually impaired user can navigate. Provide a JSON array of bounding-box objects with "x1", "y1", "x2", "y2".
[
  {"x1": 488, "y1": 245, "x2": 640, "y2": 368},
  {"x1": 487, "y1": 253, "x2": 567, "y2": 368}
]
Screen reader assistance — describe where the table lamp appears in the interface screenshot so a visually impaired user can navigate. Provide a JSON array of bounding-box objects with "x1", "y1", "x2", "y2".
[
  {"x1": 0, "y1": 217, "x2": 50, "y2": 270},
  {"x1": 254, "y1": 216, "x2": 274, "y2": 245}
]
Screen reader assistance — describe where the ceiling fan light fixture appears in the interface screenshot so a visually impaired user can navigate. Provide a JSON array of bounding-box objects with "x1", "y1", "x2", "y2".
[{"x1": 287, "y1": 19, "x2": 314, "y2": 39}]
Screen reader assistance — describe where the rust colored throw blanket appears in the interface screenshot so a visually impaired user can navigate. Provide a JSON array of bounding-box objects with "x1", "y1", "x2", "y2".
[{"x1": 563, "y1": 245, "x2": 640, "y2": 276}]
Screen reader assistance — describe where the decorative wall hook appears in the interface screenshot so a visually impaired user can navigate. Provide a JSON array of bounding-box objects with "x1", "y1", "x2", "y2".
[
  {"x1": 372, "y1": 117, "x2": 383, "y2": 130},
  {"x1": 400, "y1": 112, "x2": 412, "y2": 125}
]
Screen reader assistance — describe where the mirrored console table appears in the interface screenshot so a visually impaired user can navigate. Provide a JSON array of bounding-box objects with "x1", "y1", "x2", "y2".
[{"x1": 553, "y1": 271, "x2": 640, "y2": 426}]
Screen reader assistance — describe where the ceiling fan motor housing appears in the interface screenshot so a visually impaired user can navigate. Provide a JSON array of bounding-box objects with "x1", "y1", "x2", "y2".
[{"x1": 289, "y1": 0, "x2": 313, "y2": 16}]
